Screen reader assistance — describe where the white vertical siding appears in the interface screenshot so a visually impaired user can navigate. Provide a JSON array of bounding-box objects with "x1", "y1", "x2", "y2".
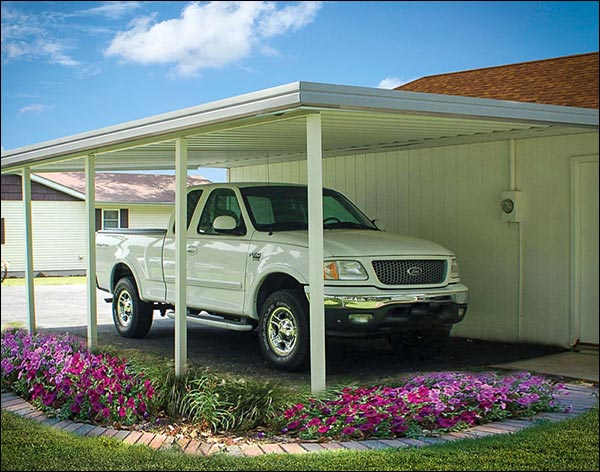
[
  {"x1": 516, "y1": 133, "x2": 598, "y2": 345},
  {"x1": 230, "y1": 132, "x2": 599, "y2": 347}
]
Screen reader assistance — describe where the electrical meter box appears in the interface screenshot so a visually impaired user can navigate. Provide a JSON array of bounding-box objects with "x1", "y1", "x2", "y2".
[{"x1": 500, "y1": 190, "x2": 522, "y2": 222}]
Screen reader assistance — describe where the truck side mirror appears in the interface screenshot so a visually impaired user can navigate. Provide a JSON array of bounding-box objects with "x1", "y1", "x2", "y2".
[
  {"x1": 372, "y1": 219, "x2": 385, "y2": 231},
  {"x1": 213, "y1": 215, "x2": 237, "y2": 233}
]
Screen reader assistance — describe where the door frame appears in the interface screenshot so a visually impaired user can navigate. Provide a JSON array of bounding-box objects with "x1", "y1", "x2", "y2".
[{"x1": 570, "y1": 154, "x2": 599, "y2": 346}]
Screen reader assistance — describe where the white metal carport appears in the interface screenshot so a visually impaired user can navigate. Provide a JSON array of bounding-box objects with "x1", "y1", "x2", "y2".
[{"x1": 2, "y1": 81, "x2": 597, "y2": 392}]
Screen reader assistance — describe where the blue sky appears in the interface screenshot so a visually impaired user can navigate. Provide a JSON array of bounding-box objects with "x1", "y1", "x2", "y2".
[{"x1": 1, "y1": 1, "x2": 598, "y2": 182}]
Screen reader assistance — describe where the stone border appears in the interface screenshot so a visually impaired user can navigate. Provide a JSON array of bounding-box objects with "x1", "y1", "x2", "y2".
[{"x1": 1, "y1": 383, "x2": 597, "y2": 457}]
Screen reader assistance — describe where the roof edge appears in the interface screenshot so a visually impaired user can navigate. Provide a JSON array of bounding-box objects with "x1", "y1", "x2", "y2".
[
  {"x1": 31, "y1": 174, "x2": 85, "y2": 200},
  {"x1": 298, "y1": 81, "x2": 599, "y2": 127},
  {"x1": 1, "y1": 82, "x2": 303, "y2": 169}
]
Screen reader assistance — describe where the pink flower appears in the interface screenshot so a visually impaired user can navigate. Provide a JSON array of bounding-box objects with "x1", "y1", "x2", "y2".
[{"x1": 307, "y1": 417, "x2": 321, "y2": 427}]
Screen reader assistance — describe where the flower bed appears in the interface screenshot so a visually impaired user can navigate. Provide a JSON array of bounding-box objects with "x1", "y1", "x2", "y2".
[
  {"x1": 2, "y1": 329, "x2": 567, "y2": 442},
  {"x1": 1, "y1": 328, "x2": 155, "y2": 426},
  {"x1": 279, "y1": 371, "x2": 566, "y2": 440}
]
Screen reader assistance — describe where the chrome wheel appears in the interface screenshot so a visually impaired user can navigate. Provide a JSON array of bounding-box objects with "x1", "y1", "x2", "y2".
[
  {"x1": 267, "y1": 306, "x2": 298, "y2": 357},
  {"x1": 116, "y1": 290, "x2": 133, "y2": 328}
]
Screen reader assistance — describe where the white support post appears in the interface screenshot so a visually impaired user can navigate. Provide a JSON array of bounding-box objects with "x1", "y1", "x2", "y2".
[
  {"x1": 174, "y1": 137, "x2": 188, "y2": 377},
  {"x1": 306, "y1": 114, "x2": 326, "y2": 393},
  {"x1": 22, "y1": 167, "x2": 36, "y2": 333},
  {"x1": 85, "y1": 155, "x2": 97, "y2": 350}
]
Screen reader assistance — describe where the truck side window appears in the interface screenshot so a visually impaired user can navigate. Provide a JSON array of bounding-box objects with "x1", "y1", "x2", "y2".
[
  {"x1": 172, "y1": 189, "x2": 203, "y2": 233},
  {"x1": 197, "y1": 188, "x2": 246, "y2": 236}
]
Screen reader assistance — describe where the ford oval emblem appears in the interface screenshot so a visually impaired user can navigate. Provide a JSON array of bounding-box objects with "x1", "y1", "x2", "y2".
[{"x1": 407, "y1": 266, "x2": 422, "y2": 277}]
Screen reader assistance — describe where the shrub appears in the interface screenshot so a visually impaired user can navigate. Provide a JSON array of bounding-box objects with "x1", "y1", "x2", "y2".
[
  {"x1": 177, "y1": 372, "x2": 300, "y2": 433},
  {"x1": 1, "y1": 329, "x2": 156, "y2": 426},
  {"x1": 278, "y1": 371, "x2": 566, "y2": 440}
]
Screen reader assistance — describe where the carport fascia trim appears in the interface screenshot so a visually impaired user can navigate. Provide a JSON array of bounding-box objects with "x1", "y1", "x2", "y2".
[
  {"x1": 1, "y1": 83, "x2": 305, "y2": 171},
  {"x1": 2, "y1": 81, "x2": 598, "y2": 173},
  {"x1": 299, "y1": 81, "x2": 600, "y2": 128}
]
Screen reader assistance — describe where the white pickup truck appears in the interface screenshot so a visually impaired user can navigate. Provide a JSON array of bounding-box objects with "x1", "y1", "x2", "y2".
[{"x1": 96, "y1": 183, "x2": 468, "y2": 371}]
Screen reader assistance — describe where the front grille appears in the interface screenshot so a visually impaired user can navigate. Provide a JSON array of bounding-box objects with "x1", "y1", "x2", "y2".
[{"x1": 372, "y1": 260, "x2": 446, "y2": 285}]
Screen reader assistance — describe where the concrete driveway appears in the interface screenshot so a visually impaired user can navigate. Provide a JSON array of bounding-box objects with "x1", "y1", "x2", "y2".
[{"x1": 2, "y1": 282, "x2": 596, "y2": 385}]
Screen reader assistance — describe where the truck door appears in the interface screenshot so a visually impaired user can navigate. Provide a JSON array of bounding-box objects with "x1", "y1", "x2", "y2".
[
  {"x1": 185, "y1": 187, "x2": 250, "y2": 315},
  {"x1": 162, "y1": 188, "x2": 204, "y2": 299}
]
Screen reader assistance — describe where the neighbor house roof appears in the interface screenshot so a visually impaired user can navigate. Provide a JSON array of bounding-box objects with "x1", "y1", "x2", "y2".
[
  {"x1": 33, "y1": 172, "x2": 211, "y2": 204},
  {"x1": 396, "y1": 52, "x2": 599, "y2": 109}
]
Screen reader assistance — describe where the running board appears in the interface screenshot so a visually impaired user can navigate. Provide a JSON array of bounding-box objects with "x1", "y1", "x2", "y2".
[{"x1": 166, "y1": 311, "x2": 254, "y2": 332}]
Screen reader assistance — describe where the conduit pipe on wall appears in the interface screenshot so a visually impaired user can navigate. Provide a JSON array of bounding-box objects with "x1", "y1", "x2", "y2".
[{"x1": 509, "y1": 139, "x2": 524, "y2": 341}]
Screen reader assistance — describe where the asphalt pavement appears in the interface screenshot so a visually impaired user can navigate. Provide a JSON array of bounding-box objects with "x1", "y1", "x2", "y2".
[{"x1": 3, "y1": 281, "x2": 582, "y2": 386}]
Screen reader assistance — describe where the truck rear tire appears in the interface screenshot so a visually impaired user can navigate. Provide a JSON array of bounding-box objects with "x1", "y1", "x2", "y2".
[
  {"x1": 389, "y1": 327, "x2": 451, "y2": 361},
  {"x1": 259, "y1": 289, "x2": 309, "y2": 371},
  {"x1": 112, "y1": 276, "x2": 153, "y2": 338}
]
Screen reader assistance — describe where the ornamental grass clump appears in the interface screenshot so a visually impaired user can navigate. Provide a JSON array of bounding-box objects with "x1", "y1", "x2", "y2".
[
  {"x1": 279, "y1": 371, "x2": 566, "y2": 441},
  {"x1": 1, "y1": 328, "x2": 156, "y2": 426}
]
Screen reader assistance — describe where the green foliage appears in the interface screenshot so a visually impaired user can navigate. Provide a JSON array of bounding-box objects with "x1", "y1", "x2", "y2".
[
  {"x1": 179, "y1": 372, "x2": 303, "y2": 432},
  {"x1": 95, "y1": 347, "x2": 306, "y2": 434}
]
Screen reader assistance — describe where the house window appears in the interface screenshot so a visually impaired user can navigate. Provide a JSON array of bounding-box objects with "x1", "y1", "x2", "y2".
[
  {"x1": 103, "y1": 210, "x2": 120, "y2": 229},
  {"x1": 1, "y1": 218, "x2": 5, "y2": 245},
  {"x1": 96, "y1": 209, "x2": 129, "y2": 230}
]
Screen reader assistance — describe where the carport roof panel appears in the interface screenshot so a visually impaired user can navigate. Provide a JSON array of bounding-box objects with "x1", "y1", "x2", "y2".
[{"x1": 1, "y1": 81, "x2": 598, "y2": 172}]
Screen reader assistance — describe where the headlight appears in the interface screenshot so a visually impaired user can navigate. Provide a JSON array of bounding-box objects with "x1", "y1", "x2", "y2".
[
  {"x1": 450, "y1": 257, "x2": 460, "y2": 280},
  {"x1": 323, "y1": 260, "x2": 368, "y2": 280}
]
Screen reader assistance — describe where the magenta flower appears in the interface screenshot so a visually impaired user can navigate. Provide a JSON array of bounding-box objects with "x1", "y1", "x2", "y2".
[
  {"x1": 275, "y1": 370, "x2": 563, "y2": 441},
  {"x1": 1, "y1": 329, "x2": 156, "y2": 427}
]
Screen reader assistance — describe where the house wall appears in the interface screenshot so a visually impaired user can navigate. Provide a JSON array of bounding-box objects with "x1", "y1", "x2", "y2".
[
  {"x1": 1, "y1": 201, "x2": 174, "y2": 274},
  {"x1": 229, "y1": 131, "x2": 599, "y2": 347},
  {"x1": 1, "y1": 200, "x2": 88, "y2": 273},
  {"x1": 126, "y1": 205, "x2": 173, "y2": 228}
]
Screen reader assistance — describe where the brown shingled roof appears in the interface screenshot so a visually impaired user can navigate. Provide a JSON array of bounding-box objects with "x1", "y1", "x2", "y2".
[
  {"x1": 35, "y1": 172, "x2": 211, "y2": 204},
  {"x1": 396, "y1": 52, "x2": 599, "y2": 109}
]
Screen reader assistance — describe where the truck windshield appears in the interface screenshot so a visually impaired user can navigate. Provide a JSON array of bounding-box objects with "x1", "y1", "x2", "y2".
[{"x1": 240, "y1": 186, "x2": 378, "y2": 232}]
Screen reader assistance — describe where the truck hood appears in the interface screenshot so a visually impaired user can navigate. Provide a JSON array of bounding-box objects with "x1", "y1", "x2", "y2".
[{"x1": 254, "y1": 230, "x2": 454, "y2": 257}]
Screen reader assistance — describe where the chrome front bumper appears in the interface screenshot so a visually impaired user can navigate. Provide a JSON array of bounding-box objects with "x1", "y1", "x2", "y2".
[{"x1": 320, "y1": 283, "x2": 469, "y2": 310}]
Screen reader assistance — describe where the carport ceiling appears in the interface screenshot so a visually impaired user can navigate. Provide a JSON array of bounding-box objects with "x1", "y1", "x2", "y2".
[{"x1": 2, "y1": 81, "x2": 598, "y2": 172}]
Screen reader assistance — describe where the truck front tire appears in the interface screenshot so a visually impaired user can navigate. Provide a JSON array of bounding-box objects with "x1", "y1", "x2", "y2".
[
  {"x1": 259, "y1": 289, "x2": 309, "y2": 371},
  {"x1": 112, "y1": 276, "x2": 153, "y2": 338}
]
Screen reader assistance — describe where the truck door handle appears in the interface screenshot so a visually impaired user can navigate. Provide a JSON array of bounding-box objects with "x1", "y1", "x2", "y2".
[{"x1": 186, "y1": 245, "x2": 198, "y2": 255}]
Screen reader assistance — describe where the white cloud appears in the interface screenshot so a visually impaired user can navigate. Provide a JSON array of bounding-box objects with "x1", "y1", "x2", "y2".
[
  {"x1": 1, "y1": 4, "x2": 80, "y2": 67},
  {"x1": 0, "y1": 2, "x2": 140, "y2": 70},
  {"x1": 258, "y1": 1, "x2": 322, "y2": 38},
  {"x1": 17, "y1": 103, "x2": 49, "y2": 118},
  {"x1": 78, "y1": 2, "x2": 142, "y2": 19},
  {"x1": 377, "y1": 77, "x2": 415, "y2": 89},
  {"x1": 104, "y1": 1, "x2": 323, "y2": 77}
]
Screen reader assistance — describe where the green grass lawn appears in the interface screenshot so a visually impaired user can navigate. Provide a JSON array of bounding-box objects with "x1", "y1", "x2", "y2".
[
  {"x1": 2, "y1": 276, "x2": 86, "y2": 287},
  {"x1": 1, "y1": 406, "x2": 598, "y2": 471}
]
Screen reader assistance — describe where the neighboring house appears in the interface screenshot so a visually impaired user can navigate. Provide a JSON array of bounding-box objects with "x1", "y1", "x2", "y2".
[
  {"x1": 1, "y1": 172, "x2": 210, "y2": 275},
  {"x1": 230, "y1": 52, "x2": 599, "y2": 348}
]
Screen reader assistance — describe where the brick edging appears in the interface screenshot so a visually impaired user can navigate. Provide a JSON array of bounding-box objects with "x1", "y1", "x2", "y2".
[{"x1": 1, "y1": 383, "x2": 597, "y2": 457}]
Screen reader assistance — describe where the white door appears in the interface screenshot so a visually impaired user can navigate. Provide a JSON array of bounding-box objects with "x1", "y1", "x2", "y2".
[{"x1": 574, "y1": 156, "x2": 599, "y2": 345}]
